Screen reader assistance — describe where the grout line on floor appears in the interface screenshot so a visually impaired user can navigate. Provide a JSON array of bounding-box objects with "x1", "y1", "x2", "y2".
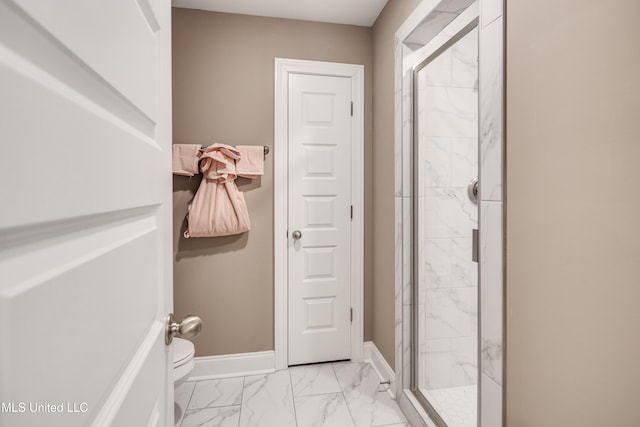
[
  {"x1": 331, "y1": 363, "x2": 357, "y2": 427},
  {"x1": 237, "y1": 376, "x2": 245, "y2": 427},
  {"x1": 179, "y1": 382, "x2": 198, "y2": 427},
  {"x1": 287, "y1": 368, "x2": 300, "y2": 427},
  {"x1": 294, "y1": 390, "x2": 347, "y2": 399}
]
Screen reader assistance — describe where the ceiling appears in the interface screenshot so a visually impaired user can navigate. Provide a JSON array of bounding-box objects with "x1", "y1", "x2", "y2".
[{"x1": 171, "y1": 0, "x2": 390, "y2": 27}]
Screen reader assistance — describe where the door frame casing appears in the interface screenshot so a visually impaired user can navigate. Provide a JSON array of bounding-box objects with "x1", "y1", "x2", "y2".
[{"x1": 274, "y1": 58, "x2": 364, "y2": 370}]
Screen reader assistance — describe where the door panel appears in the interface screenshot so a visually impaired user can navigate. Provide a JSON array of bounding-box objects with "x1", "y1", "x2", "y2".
[
  {"x1": 0, "y1": 1, "x2": 172, "y2": 426},
  {"x1": 10, "y1": 0, "x2": 159, "y2": 121},
  {"x1": 288, "y1": 74, "x2": 351, "y2": 365},
  {"x1": 0, "y1": 58, "x2": 161, "y2": 228}
]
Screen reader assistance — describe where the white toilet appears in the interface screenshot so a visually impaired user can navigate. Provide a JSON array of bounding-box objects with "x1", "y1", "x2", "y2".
[
  {"x1": 174, "y1": 337, "x2": 195, "y2": 425},
  {"x1": 168, "y1": 314, "x2": 200, "y2": 425},
  {"x1": 173, "y1": 337, "x2": 195, "y2": 385}
]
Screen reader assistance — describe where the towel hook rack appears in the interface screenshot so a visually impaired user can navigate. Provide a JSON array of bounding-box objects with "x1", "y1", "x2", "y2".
[{"x1": 201, "y1": 144, "x2": 270, "y2": 157}]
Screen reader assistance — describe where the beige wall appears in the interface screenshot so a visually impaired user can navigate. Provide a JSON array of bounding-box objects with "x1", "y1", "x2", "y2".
[
  {"x1": 505, "y1": 0, "x2": 640, "y2": 425},
  {"x1": 370, "y1": 0, "x2": 422, "y2": 370},
  {"x1": 172, "y1": 9, "x2": 373, "y2": 356}
]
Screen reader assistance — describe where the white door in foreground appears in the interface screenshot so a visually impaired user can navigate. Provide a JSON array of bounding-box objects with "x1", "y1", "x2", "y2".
[
  {"x1": 0, "y1": 1, "x2": 173, "y2": 425},
  {"x1": 288, "y1": 73, "x2": 352, "y2": 365}
]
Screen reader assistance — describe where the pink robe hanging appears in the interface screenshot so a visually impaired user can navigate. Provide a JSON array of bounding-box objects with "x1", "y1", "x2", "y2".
[
  {"x1": 186, "y1": 143, "x2": 251, "y2": 238},
  {"x1": 172, "y1": 143, "x2": 255, "y2": 238}
]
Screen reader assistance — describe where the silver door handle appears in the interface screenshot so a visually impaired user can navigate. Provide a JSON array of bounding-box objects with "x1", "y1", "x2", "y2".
[
  {"x1": 165, "y1": 313, "x2": 202, "y2": 344},
  {"x1": 292, "y1": 230, "x2": 302, "y2": 240},
  {"x1": 472, "y1": 229, "x2": 479, "y2": 263}
]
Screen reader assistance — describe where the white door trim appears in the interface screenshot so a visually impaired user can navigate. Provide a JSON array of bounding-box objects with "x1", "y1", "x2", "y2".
[{"x1": 274, "y1": 58, "x2": 364, "y2": 370}]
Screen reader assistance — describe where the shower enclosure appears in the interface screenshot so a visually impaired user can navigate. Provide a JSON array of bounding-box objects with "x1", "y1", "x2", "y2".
[
  {"x1": 395, "y1": 0, "x2": 504, "y2": 425},
  {"x1": 412, "y1": 17, "x2": 479, "y2": 427}
]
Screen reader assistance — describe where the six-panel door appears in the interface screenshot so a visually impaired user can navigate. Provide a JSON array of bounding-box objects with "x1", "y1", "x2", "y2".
[{"x1": 288, "y1": 73, "x2": 352, "y2": 366}]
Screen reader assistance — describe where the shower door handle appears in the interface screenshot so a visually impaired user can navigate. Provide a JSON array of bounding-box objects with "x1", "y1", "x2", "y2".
[
  {"x1": 467, "y1": 177, "x2": 479, "y2": 205},
  {"x1": 472, "y1": 229, "x2": 479, "y2": 263}
]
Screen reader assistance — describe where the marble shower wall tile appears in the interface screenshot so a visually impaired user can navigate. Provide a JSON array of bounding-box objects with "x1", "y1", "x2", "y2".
[
  {"x1": 395, "y1": 88, "x2": 404, "y2": 197},
  {"x1": 425, "y1": 188, "x2": 477, "y2": 238},
  {"x1": 416, "y1": 207, "x2": 426, "y2": 300},
  {"x1": 407, "y1": 34, "x2": 451, "y2": 74},
  {"x1": 425, "y1": 287, "x2": 477, "y2": 340},
  {"x1": 479, "y1": 17, "x2": 503, "y2": 202},
  {"x1": 424, "y1": 238, "x2": 452, "y2": 289},
  {"x1": 395, "y1": 195, "x2": 405, "y2": 395},
  {"x1": 480, "y1": 0, "x2": 502, "y2": 28},
  {"x1": 239, "y1": 370, "x2": 296, "y2": 427},
  {"x1": 423, "y1": 136, "x2": 453, "y2": 188},
  {"x1": 451, "y1": 137, "x2": 478, "y2": 187},
  {"x1": 422, "y1": 337, "x2": 452, "y2": 389},
  {"x1": 418, "y1": 303, "x2": 426, "y2": 355},
  {"x1": 395, "y1": 298, "x2": 404, "y2": 395},
  {"x1": 402, "y1": 44, "x2": 416, "y2": 74},
  {"x1": 402, "y1": 197, "x2": 413, "y2": 306},
  {"x1": 480, "y1": 201, "x2": 503, "y2": 385},
  {"x1": 424, "y1": 347, "x2": 451, "y2": 389},
  {"x1": 421, "y1": 86, "x2": 478, "y2": 138},
  {"x1": 395, "y1": 37, "x2": 403, "y2": 93},
  {"x1": 450, "y1": 336, "x2": 477, "y2": 386},
  {"x1": 402, "y1": 304, "x2": 412, "y2": 389},
  {"x1": 422, "y1": 335, "x2": 477, "y2": 390},
  {"x1": 395, "y1": 197, "x2": 404, "y2": 306},
  {"x1": 451, "y1": 28, "x2": 479, "y2": 88},
  {"x1": 480, "y1": 373, "x2": 502, "y2": 427},
  {"x1": 451, "y1": 237, "x2": 477, "y2": 288},
  {"x1": 479, "y1": 2, "x2": 504, "y2": 425},
  {"x1": 422, "y1": 48, "x2": 452, "y2": 87}
]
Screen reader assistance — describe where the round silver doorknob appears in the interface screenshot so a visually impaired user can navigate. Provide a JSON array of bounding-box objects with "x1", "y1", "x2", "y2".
[
  {"x1": 165, "y1": 313, "x2": 202, "y2": 345},
  {"x1": 292, "y1": 230, "x2": 302, "y2": 240}
]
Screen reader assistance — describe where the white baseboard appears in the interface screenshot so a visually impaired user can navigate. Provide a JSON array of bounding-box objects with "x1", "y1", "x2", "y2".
[
  {"x1": 188, "y1": 350, "x2": 275, "y2": 381},
  {"x1": 363, "y1": 341, "x2": 396, "y2": 398},
  {"x1": 187, "y1": 344, "x2": 393, "y2": 389}
]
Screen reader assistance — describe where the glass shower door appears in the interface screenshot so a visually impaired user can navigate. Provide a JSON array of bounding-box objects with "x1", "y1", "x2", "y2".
[{"x1": 413, "y1": 23, "x2": 479, "y2": 427}]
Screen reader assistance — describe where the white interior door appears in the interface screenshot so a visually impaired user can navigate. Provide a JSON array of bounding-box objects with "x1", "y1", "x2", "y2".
[
  {"x1": 0, "y1": 1, "x2": 173, "y2": 426},
  {"x1": 288, "y1": 73, "x2": 352, "y2": 366}
]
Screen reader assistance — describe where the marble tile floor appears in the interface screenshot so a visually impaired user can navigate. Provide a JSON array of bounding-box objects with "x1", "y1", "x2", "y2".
[
  {"x1": 422, "y1": 385, "x2": 476, "y2": 427},
  {"x1": 175, "y1": 361, "x2": 409, "y2": 427}
]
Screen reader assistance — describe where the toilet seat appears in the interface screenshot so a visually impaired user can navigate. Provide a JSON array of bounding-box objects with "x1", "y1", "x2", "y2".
[{"x1": 173, "y1": 338, "x2": 195, "y2": 368}]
